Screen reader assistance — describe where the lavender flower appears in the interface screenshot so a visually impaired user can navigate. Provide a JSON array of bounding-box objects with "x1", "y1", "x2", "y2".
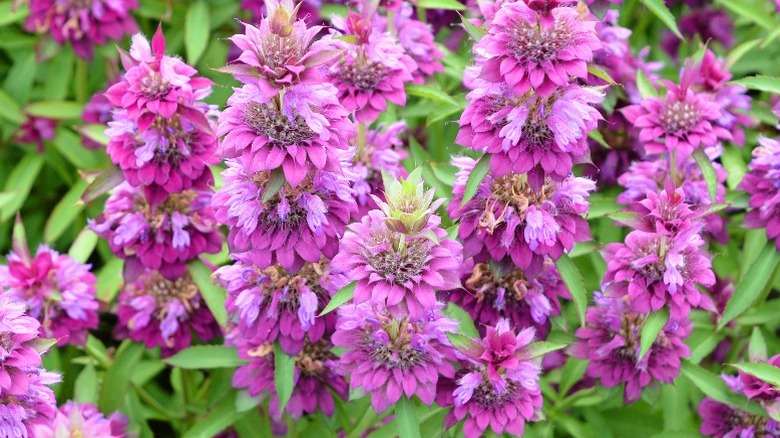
[
  {"x1": 332, "y1": 303, "x2": 457, "y2": 412},
  {"x1": 741, "y1": 137, "x2": 780, "y2": 250},
  {"x1": 699, "y1": 397, "x2": 780, "y2": 437},
  {"x1": 13, "y1": 116, "x2": 57, "y2": 152},
  {"x1": 30, "y1": 401, "x2": 129, "y2": 438}
]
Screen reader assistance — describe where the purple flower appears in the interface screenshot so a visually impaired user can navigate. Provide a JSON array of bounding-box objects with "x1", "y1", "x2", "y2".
[
  {"x1": 332, "y1": 302, "x2": 457, "y2": 412},
  {"x1": 82, "y1": 87, "x2": 115, "y2": 149},
  {"x1": 458, "y1": 81, "x2": 603, "y2": 187},
  {"x1": 13, "y1": 116, "x2": 57, "y2": 152},
  {"x1": 662, "y1": 7, "x2": 734, "y2": 59},
  {"x1": 231, "y1": 336, "x2": 348, "y2": 419},
  {"x1": 24, "y1": 0, "x2": 138, "y2": 60},
  {"x1": 213, "y1": 160, "x2": 355, "y2": 272},
  {"x1": 449, "y1": 156, "x2": 594, "y2": 276},
  {"x1": 572, "y1": 293, "x2": 691, "y2": 403},
  {"x1": 0, "y1": 369, "x2": 59, "y2": 438},
  {"x1": 217, "y1": 82, "x2": 354, "y2": 186},
  {"x1": 736, "y1": 354, "x2": 780, "y2": 401},
  {"x1": 392, "y1": 4, "x2": 443, "y2": 82},
  {"x1": 699, "y1": 397, "x2": 780, "y2": 437},
  {"x1": 216, "y1": 255, "x2": 347, "y2": 355},
  {"x1": 115, "y1": 269, "x2": 220, "y2": 357},
  {"x1": 0, "y1": 245, "x2": 99, "y2": 346},
  {"x1": 30, "y1": 401, "x2": 129, "y2": 438},
  {"x1": 436, "y1": 320, "x2": 543, "y2": 438},
  {"x1": 325, "y1": 12, "x2": 417, "y2": 123},
  {"x1": 332, "y1": 210, "x2": 462, "y2": 319},
  {"x1": 741, "y1": 137, "x2": 780, "y2": 250},
  {"x1": 91, "y1": 184, "x2": 222, "y2": 280},
  {"x1": 477, "y1": 0, "x2": 600, "y2": 97},
  {"x1": 447, "y1": 257, "x2": 569, "y2": 338}
]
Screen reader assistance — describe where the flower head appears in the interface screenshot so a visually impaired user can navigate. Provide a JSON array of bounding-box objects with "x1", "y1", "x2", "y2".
[
  {"x1": 91, "y1": 184, "x2": 222, "y2": 280},
  {"x1": 115, "y1": 270, "x2": 220, "y2": 357},
  {"x1": 14, "y1": 116, "x2": 57, "y2": 152},
  {"x1": 740, "y1": 137, "x2": 780, "y2": 250},
  {"x1": 698, "y1": 397, "x2": 780, "y2": 437},
  {"x1": 1, "y1": 245, "x2": 99, "y2": 346},
  {"x1": 24, "y1": 0, "x2": 138, "y2": 60},
  {"x1": 572, "y1": 293, "x2": 691, "y2": 403},
  {"x1": 82, "y1": 88, "x2": 115, "y2": 149},
  {"x1": 332, "y1": 302, "x2": 457, "y2": 412},
  {"x1": 30, "y1": 401, "x2": 129, "y2": 438}
]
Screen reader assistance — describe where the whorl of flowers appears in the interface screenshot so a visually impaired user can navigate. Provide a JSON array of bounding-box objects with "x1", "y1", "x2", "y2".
[
  {"x1": 436, "y1": 319, "x2": 543, "y2": 438},
  {"x1": 325, "y1": 11, "x2": 418, "y2": 123},
  {"x1": 0, "y1": 243, "x2": 99, "y2": 346},
  {"x1": 447, "y1": 257, "x2": 569, "y2": 338},
  {"x1": 30, "y1": 401, "x2": 129, "y2": 438},
  {"x1": 216, "y1": 255, "x2": 348, "y2": 355},
  {"x1": 115, "y1": 269, "x2": 220, "y2": 357},
  {"x1": 332, "y1": 302, "x2": 457, "y2": 412},
  {"x1": 572, "y1": 293, "x2": 691, "y2": 404},
  {"x1": 91, "y1": 183, "x2": 221, "y2": 280},
  {"x1": 740, "y1": 137, "x2": 780, "y2": 250},
  {"x1": 231, "y1": 336, "x2": 348, "y2": 419},
  {"x1": 105, "y1": 29, "x2": 219, "y2": 206},
  {"x1": 212, "y1": 160, "x2": 355, "y2": 272},
  {"x1": 391, "y1": 3, "x2": 444, "y2": 83},
  {"x1": 449, "y1": 156, "x2": 595, "y2": 276},
  {"x1": 0, "y1": 295, "x2": 59, "y2": 437},
  {"x1": 604, "y1": 184, "x2": 715, "y2": 320},
  {"x1": 24, "y1": 0, "x2": 138, "y2": 60},
  {"x1": 331, "y1": 170, "x2": 463, "y2": 319},
  {"x1": 476, "y1": 0, "x2": 601, "y2": 97}
]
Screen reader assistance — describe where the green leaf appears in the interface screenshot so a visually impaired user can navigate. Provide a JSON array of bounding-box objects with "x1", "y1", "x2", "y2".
[
  {"x1": 555, "y1": 254, "x2": 588, "y2": 327},
  {"x1": 446, "y1": 332, "x2": 481, "y2": 356},
  {"x1": 638, "y1": 308, "x2": 669, "y2": 361},
  {"x1": 416, "y1": 0, "x2": 465, "y2": 9},
  {"x1": 96, "y1": 258, "x2": 123, "y2": 303},
  {"x1": 588, "y1": 129, "x2": 610, "y2": 149},
  {"x1": 262, "y1": 167, "x2": 286, "y2": 203},
  {"x1": 68, "y1": 228, "x2": 99, "y2": 263},
  {"x1": 45, "y1": 178, "x2": 87, "y2": 242},
  {"x1": 0, "y1": 1, "x2": 29, "y2": 27},
  {"x1": 526, "y1": 341, "x2": 567, "y2": 359},
  {"x1": 85, "y1": 334, "x2": 111, "y2": 368},
  {"x1": 274, "y1": 342, "x2": 295, "y2": 414},
  {"x1": 460, "y1": 153, "x2": 491, "y2": 207},
  {"x1": 588, "y1": 65, "x2": 617, "y2": 86},
  {"x1": 395, "y1": 397, "x2": 422, "y2": 438},
  {"x1": 405, "y1": 83, "x2": 460, "y2": 107},
  {"x1": 692, "y1": 148, "x2": 718, "y2": 203},
  {"x1": 729, "y1": 363, "x2": 780, "y2": 389},
  {"x1": 716, "y1": 0, "x2": 776, "y2": 30},
  {"x1": 458, "y1": 12, "x2": 487, "y2": 42},
  {"x1": 188, "y1": 260, "x2": 229, "y2": 326},
  {"x1": 53, "y1": 126, "x2": 104, "y2": 170},
  {"x1": 81, "y1": 165, "x2": 124, "y2": 204},
  {"x1": 25, "y1": 100, "x2": 84, "y2": 120},
  {"x1": 730, "y1": 75, "x2": 780, "y2": 94},
  {"x1": 164, "y1": 346, "x2": 246, "y2": 369},
  {"x1": 749, "y1": 327, "x2": 768, "y2": 362},
  {"x1": 1, "y1": 153, "x2": 44, "y2": 222},
  {"x1": 636, "y1": 70, "x2": 658, "y2": 99},
  {"x1": 0, "y1": 88, "x2": 24, "y2": 124},
  {"x1": 442, "y1": 302, "x2": 479, "y2": 338},
  {"x1": 75, "y1": 365, "x2": 99, "y2": 405},
  {"x1": 185, "y1": 1, "x2": 210, "y2": 65},
  {"x1": 719, "y1": 243, "x2": 780, "y2": 328},
  {"x1": 182, "y1": 400, "x2": 247, "y2": 438},
  {"x1": 639, "y1": 0, "x2": 683, "y2": 39},
  {"x1": 726, "y1": 39, "x2": 762, "y2": 68},
  {"x1": 76, "y1": 124, "x2": 109, "y2": 147},
  {"x1": 0, "y1": 191, "x2": 17, "y2": 211},
  {"x1": 681, "y1": 361, "x2": 766, "y2": 417},
  {"x1": 721, "y1": 145, "x2": 747, "y2": 191},
  {"x1": 320, "y1": 281, "x2": 356, "y2": 316},
  {"x1": 99, "y1": 340, "x2": 144, "y2": 414}
]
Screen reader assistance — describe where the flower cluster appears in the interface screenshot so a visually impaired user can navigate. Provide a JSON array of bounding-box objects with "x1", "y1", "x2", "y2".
[
  {"x1": 30, "y1": 402, "x2": 128, "y2": 438},
  {"x1": 741, "y1": 137, "x2": 780, "y2": 250}
]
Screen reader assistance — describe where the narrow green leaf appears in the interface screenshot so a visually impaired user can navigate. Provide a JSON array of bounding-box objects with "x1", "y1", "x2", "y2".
[
  {"x1": 636, "y1": 70, "x2": 658, "y2": 99},
  {"x1": 320, "y1": 281, "x2": 356, "y2": 316},
  {"x1": 45, "y1": 179, "x2": 88, "y2": 242},
  {"x1": 442, "y1": 302, "x2": 479, "y2": 338},
  {"x1": 638, "y1": 308, "x2": 669, "y2": 361},
  {"x1": 588, "y1": 65, "x2": 617, "y2": 86},
  {"x1": 0, "y1": 191, "x2": 17, "y2": 210},
  {"x1": 274, "y1": 342, "x2": 295, "y2": 414},
  {"x1": 416, "y1": 0, "x2": 465, "y2": 10},
  {"x1": 0, "y1": 88, "x2": 24, "y2": 123},
  {"x1": 555, "y1": 254, "x2": 588, "y2": 326},
  {"x1": 99, "y1": 340, "x2": 144, "y2": 414},
  {"x1": 188, "y1": 260, "x2": 229, "y2": 326},
  {"x1": 726, "y1": 39, "x2": 762, "y2": 68},
  {"x1": 2, "y1": 154, "x2": 44, "y2": 222},
  {"x1": 185, "y1": 1, "x2": 210, "y2": 65},
  {"x1": 731, "y1": 75, "x2": 780, "y2": 94},
  {"x1": 85, "y1": 334, "x2": 111, "y2": 368},
  {"x1": 75, "y1": 365, "x2": 99, "y2": 405},
  {"x1": 262, "y1": 167, "x2": 286, "y2": 203},
  {"x1": 96, "y1": 258, "x2": 123, "y2": 303},
  {"x1": 639, "y1": 0, "x2": 683, "y2": 39},
  {"x1": 716, "y1": 0, "x2": 776, "y2": 30},
  {"x1": 25, "y1": 100, "x2": 84, "y2": 120},
  {"x1": 164, "y1": 346, "x2": 246, "y2": 369},
  {"x1": 0, "y1": 1, "x2": 29, "y2": 27},
  {"x1": 720, "y1": 243, "x2": 780, "y2": 328},
  {"x1": 458, "y1": 12, "x2": 487, "y2": 42},
  {"x1": 526, "y1": 341, "x2": 567, "y2": 359},
  {"x1": 681, "y1": 361, "x2": 766, "y2": 417},
  {"x1": 405, "y1": 83, "x2": 460, "y2": 107},
  {"x1": 52, "y1": 126, "x2": 103, "y2": 170},
  {"x1": 182, "y1": 400, "x2": 246, "y2": 438},
  {"x1": 446, "y1": 332, "x2": 481, "y2": 356},
  {"x1": 749, "y1": 327, "x2": 768, "y2": 362},
  {"x1": 81, "y1": 165, "x2": 124, "y2": 204},
  {"x1": 68, "y1": 228, "x2": 99, "y2": 263},
  {"x1": 729, "y1": 363, "x2": 780, "y2": 389},
  {"x1": 692, "y1": 148, "x2": 718, "y2": 203},
  {"x1": 460, "y1": 153, "x2": 491, "y2": 207},
  {"x1": 395, "y1": 397, "x2": 422, "y2": 438},
  {"x1": 721, "y1": 145, "x2": 747, "y2": 191},
  {"x1": 75, "y1": 124, "x2": 109, "y2": 147},
  {"x1": 588, "y1": 129, "x2": 610, "y2": 149}
]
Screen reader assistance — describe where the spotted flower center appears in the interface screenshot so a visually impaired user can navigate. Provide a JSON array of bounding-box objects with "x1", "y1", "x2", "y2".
[
  {"x1": 140, "y1": 71, "x2": 171, "y2": 99},
  {"x1": 258, "y1": 261, "x2": 329, "y2": 310},
  {"x1": 0, "y1": 333, "x2": 14, "y2": 360},
  {"x1": 143, "y1": 272, "x2": 199, "y2": 313},
  {"x1": 157, "y1": 191, "x2": 197, "y2": 215},
  {"x1": 367, "y1": 319, "x2": 426, "y2": 369},
  {"x1": 466, "y1": 263, "x2": 530, "y2": 308},
  {"x1": 366, "y1": 235, "x2": 429, "y2": 284},
  {"x1": 508, "y1": 21, "x2": 572, "y2": 63},
  {"x1": 480, "y1": 174, "x2": 552, "y2": 233},
  {"x1": 473, "y1": 377, "x2": 517, "y2": 409},
  {"x1": 523, "y1": 122, "x2": 554, "y2": 147},
  {"x1": 68, "y1": 0, "x2": 93, "y2": 8},
  {"x1": 260, "y1": 36, "x2": 305, "y2": 74},
  {"x1": 141, "y1": 114, "x2": 194, "y2": 166},
  {"x1": 660, "y1": 100, "x2": 701, "y2": 134},
  {"x1": 244, "y1": 102, "x2": 315, "y2": 146},
  {"x1": 338, "y1": 60, "x2": 387, "y2": 91},
  {"x1": 296, "y1": 339, "x2": 335, "y2": 376}
]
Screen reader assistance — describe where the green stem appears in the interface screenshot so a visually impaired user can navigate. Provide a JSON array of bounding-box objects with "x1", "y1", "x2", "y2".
[
  {"x1": 357, "y1": 122, "x2": 367, "y2": 158},
  {"x1": 132, "y1": 382, "x2": 185, "y2": 420},
  {"x1": 75, "y1": 59, "x2": 88, "y2": 103}
]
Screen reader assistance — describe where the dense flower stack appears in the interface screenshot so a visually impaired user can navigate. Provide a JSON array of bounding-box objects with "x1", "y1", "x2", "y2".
[{"x1": 90, "y1": 28, "x2": 222, "y2": 356}]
